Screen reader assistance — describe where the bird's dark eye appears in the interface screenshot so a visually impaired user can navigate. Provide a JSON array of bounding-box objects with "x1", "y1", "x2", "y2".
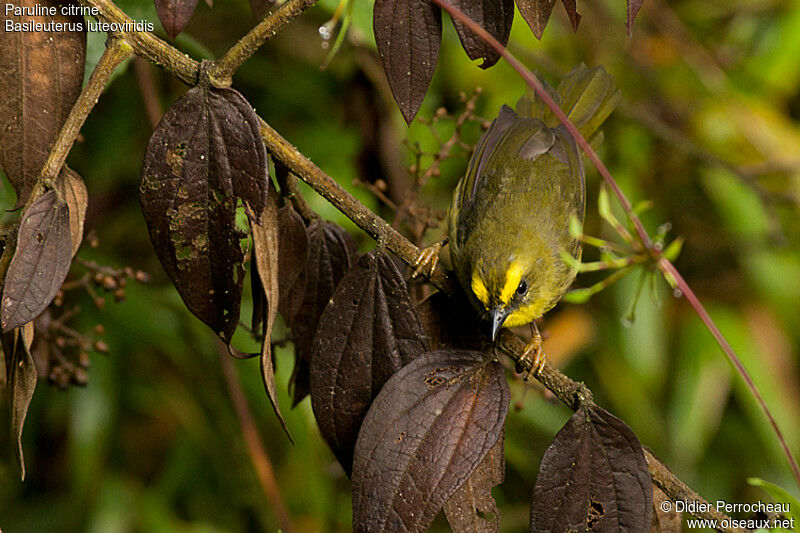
[{"x1": 516, "y1": 280, "x2": 528, "y2": 295}]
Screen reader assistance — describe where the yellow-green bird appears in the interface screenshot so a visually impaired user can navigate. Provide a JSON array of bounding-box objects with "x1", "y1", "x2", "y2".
[{"x1": 415, "y1": 64, "x2": 618, "y2": 374}]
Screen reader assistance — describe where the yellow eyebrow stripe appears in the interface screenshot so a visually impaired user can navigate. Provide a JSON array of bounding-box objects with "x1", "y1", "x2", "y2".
[
  {"x1": 471, "y1": 271, "x2": 489, "y2": 308},
  {"x1": 499, "y1": 261, "x2": 524, "y2": 305}
]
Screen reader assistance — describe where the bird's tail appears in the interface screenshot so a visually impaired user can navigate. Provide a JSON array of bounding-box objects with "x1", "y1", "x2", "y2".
[{"x1": 517, "y1": 64, "x2": 619, "y2": 144}]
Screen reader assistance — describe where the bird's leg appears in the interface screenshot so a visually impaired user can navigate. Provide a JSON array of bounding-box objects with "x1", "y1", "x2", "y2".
[
  {"x1": 412, "y1": 237, "x2": 448, "y2": 278},
  {"x1": 516, "y1": 321, "x2": 546, "y2": 380}
]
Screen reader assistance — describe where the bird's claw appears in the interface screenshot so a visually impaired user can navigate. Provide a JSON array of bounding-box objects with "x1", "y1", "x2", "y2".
[
  {"x1": 412, "y1": 241, "x2": 443, "y2": 279},
  {"x1": 516, "y1": 324, "x2": 546, "y2": 380}
]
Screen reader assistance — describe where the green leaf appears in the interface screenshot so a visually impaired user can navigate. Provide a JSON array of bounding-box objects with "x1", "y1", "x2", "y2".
[
  {"x1": 748, "y1": 477, "x2": 800, "y2": 522},
  {"x1": 663, "y1": 237, "x2": 684, "y2": 262}
]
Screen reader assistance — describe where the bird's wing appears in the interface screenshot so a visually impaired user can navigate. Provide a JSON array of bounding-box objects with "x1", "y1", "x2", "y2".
[
  {"x1": 552, "y1": 124, "x2": 585, "y2": 223},
  {"x1": 462, "y1": 105, "x2": 517, "y2": 204}
]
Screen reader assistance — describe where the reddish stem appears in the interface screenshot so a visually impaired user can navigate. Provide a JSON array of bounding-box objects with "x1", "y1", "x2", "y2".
[
  {"x1": 659, "y1": 259, "x2": 800, "y2": 486},
  {"x1": 218, "y1": 346, "x2": 296, "y2": 532}
]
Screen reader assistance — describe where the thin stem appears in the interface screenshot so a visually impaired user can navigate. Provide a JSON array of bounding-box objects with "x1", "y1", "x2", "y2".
[
  {"x1": 37, "y1": 37, "x2": 133, "y2": 189},
  {"x1": 658, "y1": 258, "x2": 800, "y2": 488},
  {"x1": 211, "y1": 0, "x2": 320, "y2": 83},
  {"x1": 580, "y1": 234, "x2": 628, "y2": 254},
  {"x1": 428, "y1": 0, "x2": 800, "y2": 492},
  {"x1": 218, "y1": 344, "x2": 295, "y2": 533},
  {"x1": 274, "y1": 166, "x2": 318, "y2": 222},
  {"x1": 578, "y1": 254, "x2": 642, "y2": 272}
]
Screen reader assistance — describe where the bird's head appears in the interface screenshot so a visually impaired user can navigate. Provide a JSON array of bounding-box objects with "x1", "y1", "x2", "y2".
[{"x1": 468, "y1": 251, "x2": 553, "y2": 341}]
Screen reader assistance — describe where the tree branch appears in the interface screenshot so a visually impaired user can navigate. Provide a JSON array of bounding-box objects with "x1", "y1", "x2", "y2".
[
  {"x1": 210, "y1": 0, "x2": 320, "y2": 83},
  {"x1": 79, "y1": 0, "x2": 200, "y2": 85}
]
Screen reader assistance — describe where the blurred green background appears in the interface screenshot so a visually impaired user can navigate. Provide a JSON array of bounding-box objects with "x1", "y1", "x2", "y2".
[{"x1": 2, "y1": 0, "x2": 800, "y2": 531}]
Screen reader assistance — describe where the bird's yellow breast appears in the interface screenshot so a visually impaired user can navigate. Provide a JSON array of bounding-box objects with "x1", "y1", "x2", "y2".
[{"x1": 503, "y1": 295, "x2": 549, "y2": 327}]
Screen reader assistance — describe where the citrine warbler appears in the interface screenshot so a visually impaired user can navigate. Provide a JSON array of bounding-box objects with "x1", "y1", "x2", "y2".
[{"x1": 415, "y1": 64, "x2": 619, "y2": 375}]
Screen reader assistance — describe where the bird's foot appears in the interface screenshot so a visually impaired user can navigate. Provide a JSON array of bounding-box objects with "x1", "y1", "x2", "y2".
[
  {"x1": 516, "y1": 323, "x2": 545, "y2": 381},
  {"x1": 412, "y1": 240, "x2": 445, "y2": 279}
]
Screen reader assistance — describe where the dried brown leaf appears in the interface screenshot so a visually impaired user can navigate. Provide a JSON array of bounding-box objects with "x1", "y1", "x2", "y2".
[
  {"x1": 450, "y1": 0, "x2": 514, "y2": 68},
  {"x1": 1, "y1": 322, "x2": 37, "y2": 480},
  {"x1": 289, "y1": 355, "x2": 310, "y2": 407},
  {"x1": 248, "y1": 182, "x2": 289, "y2": 437},
  {"x1": 515, "y1": 0, "x2": 557, "y2": 40},
  {"x1": 310, "y1": 250, "x2": 429, "y2": 473},
  {"x1": 284, "y1": 220, "x2": 355, "y2": 357},
  {"x1": 276, "y1": 203, "x2": 308, "y2": 315},
  {"x1": 54, "y1": 166, "x2": 88, "y2": 257},
  {"x1": 530, "y1": 404, "x2": 652, "y2": 532},
  {"x1": 1, "y1": 190, "x2": 72, "y2": 331},
  {"x1": 650, "y1": 485, "x2": 681, "y2": 532},
  {"x1": 444, "y1": 431, "x2": 505, "y2": 533},
  {"x1": 560, "y1": 0, "x2": 581, "y2": 32},
  {"x1": 0, "y1": 0, "x2": 86, "y2": 207},
  {"x1": 373, "y1": 0, "x2": 442, "y2": 123},
  {"x1": 284, "y1": 220, "x2": 354, "y2": 405},
  {"x1": 352, "y1": 350, "x2": 509, "y2": 533},
  {"x1": 627, "y1": 0, "x2": 644, "y2": 37},
  {"x1": 155, "y1": 0, "x2": 200, "y2": 38},
  {"x1": 139, "y1": 83, "x2": 268, "y2": 342}
]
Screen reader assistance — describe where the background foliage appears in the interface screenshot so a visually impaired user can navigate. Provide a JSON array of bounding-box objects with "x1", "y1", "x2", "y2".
[{"x1": 2, "y1": 0, "x2": 800, "y2": 530}]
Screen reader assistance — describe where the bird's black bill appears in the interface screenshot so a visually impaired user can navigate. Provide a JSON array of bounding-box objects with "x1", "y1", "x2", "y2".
[{"x1": 490, "y1": 307, "x2": 510, "y2": 341}]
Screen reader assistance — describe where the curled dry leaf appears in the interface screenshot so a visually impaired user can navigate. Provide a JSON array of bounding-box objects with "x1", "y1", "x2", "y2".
[
  {"x1": 1, "y1": 322, "x2": 36, "y2": 480},
  {"x1": 444, "y1": 430, "x2": 505, "y2": 533},
  {"x1": 626, "y1": 0, "x2": 644, "y2": 37},
  {"x1": 352, "y1": 350, "x2": 509, "y2": 533},
  {"x1": 282, "y1": 220, "x2": 355, "y2": 405},
  {"x1": 155, "y1": 0, "x2": 200, "y2": 39},
  {"x1": 289, "y1": 356, "x2": 311, "y2": 407},
  {"x1": 650, "y1": 485, "x2": 681, "y2": 532},
  {"x1": 515, "y1": 0, "x2": 557, "y2": 40},
  {"x1": 247, "y1": 182, "x2": 290, "y2": 437},
  {"x1": 0, "y1": 0, "x2": 86, "y2": 207},
  {"x1": 450, "y1": 0, "x2": 514, "y2": 69},
  {"x1": 1, "y1": 190, "x2": 72, "y2": 332},
  {"x1": 0, "y1": 235, "x2": 15, "y2": 386},
  {"x1": 139, "y1": 82, "x2": 268, "y2": 342},
  {"x1": 560, "y1": 0, "x2": 582, "y2": 32},
  {"x1": 55, "y1": 166, "x2": 88, "y2": 257},
  {"x1": 530, "y1": 404, "x2": 653, "y2": 532},
  {"x1": 310, "y1": 250, "x2": 429, "y2": 473},
  {"x1": 276, "y1": 204, "x2": 308, "y2": 310},
  {"x1": 373, "y1": 0, "x2": 442, "y2": 124}
]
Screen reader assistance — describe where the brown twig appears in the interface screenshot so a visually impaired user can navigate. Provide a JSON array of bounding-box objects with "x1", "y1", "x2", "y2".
[
  {"x1": 210, "y1": 0, "x2": 319, "y2": 83},
  {"x1": 218, "y1": 343, "x2": 295, "y2": 533},
  {"x1": 274, "y1": 167, "x2": 318, "y2": 223},
  {"x1": 70, "y1": 0, "x2": 747, "y2": 525}
]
